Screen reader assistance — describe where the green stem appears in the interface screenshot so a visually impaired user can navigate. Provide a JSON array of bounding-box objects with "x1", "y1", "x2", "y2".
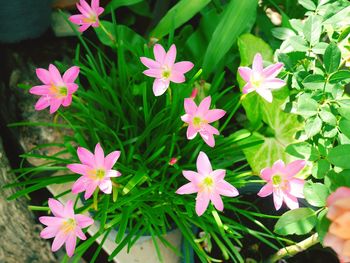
[
  {"x1": 99, "y1": 22, "x2": 117, "y2": 47},
  {"x1": 269, "y1": 233, "x2": 319, "y2": 262},
  {"x1": 219, "y1": 99, "x2": 241, "y2": 132},
  {"x1": 28, "y1": 205, "x2": 50, "y2": 211}
]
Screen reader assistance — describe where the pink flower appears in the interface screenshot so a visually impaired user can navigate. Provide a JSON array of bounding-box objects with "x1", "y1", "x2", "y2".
[
  {"x1": 238, "y1": 53, "x2": 285, "y2": 103},
  {"x1": 169, "y1": 157, "x2": 178, "y2": 166},
  {"x1": 67, "y1": 143, "x2": 121, "y2": 199},
  {"x1": 29, "y1": 64, "x2": 79, "y2": 114},
  {"x1": 39, "y1": 198, "x2": 94, "y2": 257},
  {"x1": 69, "y1": 0, "x2": 104, "y2": 32},
  {"x1": 140, "y1": 44, "x2": 194, "y2": 96},
  {"x1": 181, "y1": 96, "x2": 225, "y2": 147},
  {"x1": 324, "y1": 187, "x2": 350, "y2": 262},
  {"x1": 176, "y1": 151, "x2": 239, "y2": 216},
  {"x1": 257, "y1": 159, "x2": 306, "y2": 210}
]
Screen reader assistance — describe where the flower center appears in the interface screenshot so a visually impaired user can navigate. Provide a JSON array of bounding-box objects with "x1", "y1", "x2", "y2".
[
  {"x1": 87, "y1": 168, "x2": 106, "y2": 180},
  {"x1": 83, "y1": 15, "x2": 97, "y2": 24},
  {"x1": 203, "y1": 177, "x2": 214, "y2": 187},
  {"x1": 50, "y1": 85, "x2": 68, "y2": 97},
  {"x1": 61, "y1": 218, "x2": 76, "y2": 234},
  {"x1": 250, "y1": 73, "x2": 263, "y2": 88},
  {"x1": 162, "y1": 69, "x2": 171, "y2": 79},
  {"x1": 193, "y1": 116, "x2": 202, "y2": 127},
  {"x1": 96, "y1": 169, "x2": 105, "y2": 179},
  {"x1": 272, "y1": 175, "x2": 282, "y2": 186}
]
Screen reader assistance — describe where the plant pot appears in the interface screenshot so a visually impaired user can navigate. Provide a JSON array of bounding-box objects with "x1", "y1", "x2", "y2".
[{"x1": 0, "y1": 0, "x2": 52, "y2": 43}]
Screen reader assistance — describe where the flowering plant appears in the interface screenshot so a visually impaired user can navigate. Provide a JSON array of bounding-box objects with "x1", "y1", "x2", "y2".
[{"x1": 6, "y1": 0, "x2": 350, "y2": 262}]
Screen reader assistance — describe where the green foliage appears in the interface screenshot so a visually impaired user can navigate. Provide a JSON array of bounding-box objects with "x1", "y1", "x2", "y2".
[{"x1": 274, "y1": 208, "x2": 317, "y2": 236}]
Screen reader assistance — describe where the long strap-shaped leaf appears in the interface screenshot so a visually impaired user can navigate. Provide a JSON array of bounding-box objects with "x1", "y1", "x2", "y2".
[
  {"x1": 203, "y1": 0, "x2": 258, "y2": 76},
  {"x1": 151, "y1": 0, "x2": 211, "y2": 39}
]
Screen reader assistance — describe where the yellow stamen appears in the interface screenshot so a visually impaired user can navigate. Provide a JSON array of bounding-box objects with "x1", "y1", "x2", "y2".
[{"x1": 61, "y1": 218, "x2": 76, "y2": 234}]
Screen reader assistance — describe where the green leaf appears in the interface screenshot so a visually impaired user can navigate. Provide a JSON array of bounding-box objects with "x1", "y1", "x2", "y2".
[
  {"x1": 203, "y1": 0, "x2": 258, "y2": 75},
  {"x1": 304, "y1": 182, "x2": 329, "y2": 207},
  {"x1": 274, "y1": 208, "x2": 317, "y2": 236},
  {"x1": 328, "y1": 145, "x2": 350, "y2": 169},
  {"x1": 319, "y1": 109, "x2": 336, "y2": 126},
  {"x1": 312, "y1": 159, "x2": 330, "y2": 179},
  {"x1": 316, "y1": 209, "x2": 331, "y2": 242},
  {"x1": 339, "y1": 118, "x2": 350, "y2": 139},
  {"x1": 324, "y1": 42, "x2": 341, "y2": 73},
  {"x1": 151, "y1": 0, "x2": 211, "y2": 38},
  {"x1": 296, "y1": 93, "x2": 319, "y2": 117},
  {"x1": 303, "y1": 15, "x2": 323, "y2": 46},
  {"x1": 94, "y1": 21, "x2": 116, "y2": 47},
  {"x1": 105, "y1": 0, "x2": 143, "y2": 13},
  {"x1": 298, "y1": 0, "x2": 317, "y2": 10},
  {"x1": 122, "y1": 170, "x2": 148, "y2": 195},
  {"x1": 302, "y1": 74, "x2": 325, "y2": 90},
  {"x1": 286, "y1": 142, "x2": 315, "y2": 160},
  {"x1": 271, "y1": 27, "x2": 296, "y2": 40},
  {"x1": 305, "y1": 116, "x2": 322, "y2": 138},
  {"x1": 329, "y1": 70, "x2": 350, "y2": 84},
  {"x1": 312, "y1": 42, "x2": 328, "y2": 55}
]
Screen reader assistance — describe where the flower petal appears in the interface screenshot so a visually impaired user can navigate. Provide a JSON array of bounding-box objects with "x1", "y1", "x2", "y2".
[
  {"x1": 164, "y1": 44, "x2": 176, "y2": 66},
  {"x1": 69, "y1": 14, "x2": 85, "y2": 25},
  {"x1": 181, "y1": 113, "x2": 192, "y2": 123},
  {"x1": 273, "y1": 189, "x2": 283, "y2": 210},
  {"x1": 262, "y1": 79, "x2": 286, "y2": 90},
  {"x1": 75, "y1": 214, "x2": 94, "y2": 228},
  {"x1": 84, "y1": 182, "x2": 98, "y2": 199},
  {"x1": 327, "y1": 187, "x2": 350, "y2": 206},
  {"x1": 205, "y1": 109, "x2": 225, "y2": 123},
  {"x1": 289, "y1": 178, "x2": 305, "y2": 198},
  {"x1": 242, "y1": 83, "x2": 254, "y2": 94},
  {"x1": 72, "y1": 176, "x2": 88, "y2": 194},
  {"x1": 196, "y1": 151, "x2": 212, "y2": 175},
  {"x1": 169, "y1": 71, "x2": 185, "y2": 83},
  {"x1": 285, "y1": 160, "x2": 306, "y2": 178},
  {"x1": 186, "y1": 125, "x2": 198, "y2": 140},
  {"x1": 216, "y1": 181, "x2": 239, "y2": 197},
  {"x1": 67, "y1": 164, "x2": 88, "y2": 175},
  {"x1": 49, "y1": 99, "x2": 62, "y2": 114},
  {"x1": 263, "y1": 62, "x2": 284, "y2": 78},
  {"x1": 77, "y1": 146, "x2": 95, "y2": 166},
  {"x1": 252, "y1": 53, "x2": 263, "y2": 73},
  {"x1": 65, "y1": 234, "x2": 77, "y2": 257},
  {"x1": 29, "y1": 85, "x2": 49, "y2": 95},
  {"x1": 49, "y1": 64, "x2": 63, "y2": 85},
  {"x1": 210, "y1": 193, "x2": 224, "y2": 211},
  {"x1": 36, "y1": 68, "x2": 51, "y2": 84},
  {"x1": 238, "y1": 67, "x2": 252, "y2": 82},
  {"x1": 152, "y1": 79, "x2": 169, "y2": 96},
  {"x1": 40, "y1": 226, "x2": 60, "y2": 239},
  {"x1": 199, "y1": 131, "x2": 215, "y2": 147},
  {"x1": 64, "y1": 200, "x2": 75, "y2": 218},
  {"x1": 197, "y1": 96, "x2": 211, "y2": 115},
  {"x1": 153, "y1": 44, "x2": 166, "y2": 63},
  {"x1": 283, "y1": 193, "x2": 299, "y2": 210},
  {"x1": 203, "y1": 124, "x2": 219, "y2": 135},
  {"x1": 106, "y1": 170, "x2": 121, "y2": 177},
  {"x1": 184, "y1": 98, "x2": 197, "y2": 115},
  {"x1": 176, "y1": 182, "x2": 198, "y2": 195},
  {"x1": 211, "y1": 169, "x2": 225, "y2": 181},
  {"x1": 35, "y1": 96, "x2": 51, "y2": 111},
  {"x1": 257, "y1": 183, "x2": 273, "y2": 197},
  {"x1": 260, "y1": 167, "x2": 274, "y2": 181},
  {"x1": 143, "y1": 68, "x2": 162, "y2": 78},
  {"x1": 63, "y1": 66, "x2": 80, "y2": 83},
  {"x1": 256, "y1": 88, "x2": 273, "y2": 103},
  {"x1": 52, "y1": 231, "x2": 67, "y2": 252},
  {"x1": 99, "y1": 179, "x2": 112, "y2": 194},
  {"x1": 104, "y1": 150, "x2": 120, "y2": 170},
  {"x1": 182, "y1": 170, "x2": 199, "y2": 182},
  {"x1": 173, "y1": 61, "x2": 194, "y2": 74},
  {"x1": 91, "y1": 0, "x2": 100, "y2": 11},
  {"x1": 39, "y1": 216, "x2": 64, "y2": 226},
  {"x1": 195, "y1": 192, "x2": 210, "y2": 216},
  {"x1": 75, "y1": 227, "x2": 87, "y2": 240},
  {"x1": 48, "y1": 198, "x2": 65, "y2": 218},
  {"x1": 140, "y1": 57, "x2": 160, "y2": 69},
  {"x1": 62, "y1": 95, "x2": 73, "y2": 107}
]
